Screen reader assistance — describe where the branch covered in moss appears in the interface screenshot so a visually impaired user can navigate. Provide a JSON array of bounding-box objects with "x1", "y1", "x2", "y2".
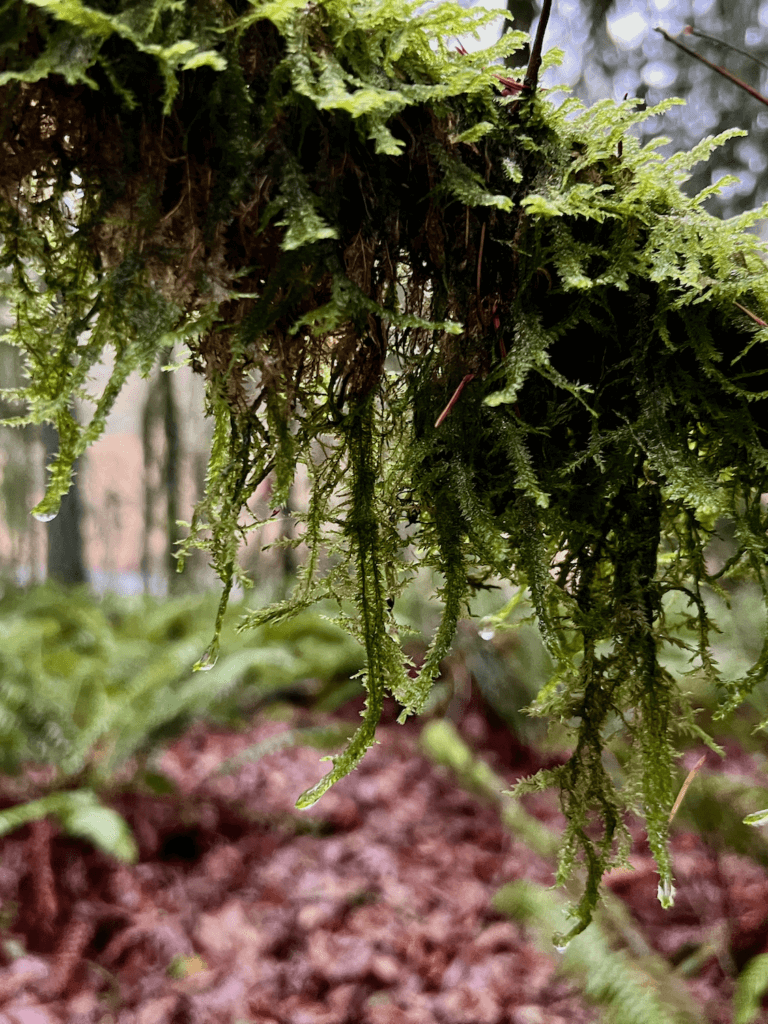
[{"x1": 3, "y1": 0, "x2": 768, "y2": 936}]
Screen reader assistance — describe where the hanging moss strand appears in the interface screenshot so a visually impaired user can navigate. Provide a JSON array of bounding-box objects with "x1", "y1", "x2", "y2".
[{"x1": 296, "y1": 396, "x2": 387, "y2": 808}]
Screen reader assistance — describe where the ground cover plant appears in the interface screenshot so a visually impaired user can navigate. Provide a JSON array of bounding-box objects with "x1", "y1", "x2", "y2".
[
  {"x1": 0, "y1": 595, "x2": 767, "y2": 1022},
  {"x1": 3, "y1": 0, "x2": 768, "y2": 945},
  {"x1": 0, "y1": 582, "x2": 365, "y2": 859}
]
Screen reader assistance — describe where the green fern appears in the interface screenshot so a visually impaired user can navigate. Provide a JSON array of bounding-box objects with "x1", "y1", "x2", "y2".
[
  {"x1": 494, "y1": 878, "x2": 701, "y2": 1024},
  {"x1": 0, "y1": 584, "x2": 366, "y2": 855}
]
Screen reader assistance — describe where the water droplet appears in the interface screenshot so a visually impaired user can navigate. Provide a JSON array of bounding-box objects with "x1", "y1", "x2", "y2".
[
  {"x1": 32, "y1": 509, "x2": 58, "y2": 523},
  {"x1": 554, "y1": 942, "x2": 569, "y2": 953},
  {"x1": 657, "y1": 878, "x2": 676, "y2": 908},
  {"x1": 194, "y1": 648, "x2": 218, "y2": 672},
  {"x1": 479, "y1": 627, "x2": 495, "y2": 641}
]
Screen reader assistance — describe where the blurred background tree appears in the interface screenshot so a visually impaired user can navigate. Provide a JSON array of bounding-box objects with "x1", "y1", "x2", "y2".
[{"x1": 40, "y1": 418, "x2": 88, "y2": 588}]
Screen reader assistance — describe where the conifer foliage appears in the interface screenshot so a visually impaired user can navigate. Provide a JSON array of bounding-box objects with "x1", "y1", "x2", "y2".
[{"x1": 2, "y1": 0, "x2": 768, "y2": 943}]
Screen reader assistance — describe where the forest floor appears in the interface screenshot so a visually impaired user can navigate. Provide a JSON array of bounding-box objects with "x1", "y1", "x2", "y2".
[{"x1": 0, "y1": 687, "x2": 767, "y2": 1024}]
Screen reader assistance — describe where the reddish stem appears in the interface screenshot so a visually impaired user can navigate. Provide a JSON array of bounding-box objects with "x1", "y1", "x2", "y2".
[
  {"x1": 657, "y1": 27, "x2": 768, "y2": 109},
  {"x1": 734, "y1": 300, "x2": 768, "y2": 328},
  {"x1": 435, "y1": 373, "x2": 476, "y2": 428}
]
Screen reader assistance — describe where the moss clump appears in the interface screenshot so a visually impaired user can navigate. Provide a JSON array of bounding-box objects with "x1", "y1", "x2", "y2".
[{"x1": 3, "y1": 0, "x2": 768, "y2": 941}]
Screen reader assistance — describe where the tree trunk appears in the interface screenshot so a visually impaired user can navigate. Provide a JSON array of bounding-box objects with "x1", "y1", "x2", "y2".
[
  {"x1": 160, "y1": 359, "x2": 183, "y2": 594},
  {"x1": 141, "y1": 352, "x2": 183, "y2": 595},
  {"x1": 41, "y1": 421, "x2": 88, "y2": 587},
  {"x1": 504, "y1": 0, "x2": 536, "y2": 67}
]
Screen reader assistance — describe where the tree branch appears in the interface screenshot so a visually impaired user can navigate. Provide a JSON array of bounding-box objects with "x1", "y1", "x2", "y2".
[
  {"x1": 684, "y1": 25, "x2": 768, "y2": 74},
  {"x1": 656, "y1": 26, "x2": 768, "y2": 110},
  {"x1": 523, "y1": 0, "x2": 553, "y2": 95}
]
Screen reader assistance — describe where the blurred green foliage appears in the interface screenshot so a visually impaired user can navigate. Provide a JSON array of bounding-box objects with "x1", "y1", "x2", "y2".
[
  {"x1": 494, "y1": 877, "x2": 701, "y2": 1024},
  {"x1": 0, "y1": 579, "x2": 365, "y2": 858},
  {"x1": 0, "y1": 580, "x2": 366, "y2": 783}
]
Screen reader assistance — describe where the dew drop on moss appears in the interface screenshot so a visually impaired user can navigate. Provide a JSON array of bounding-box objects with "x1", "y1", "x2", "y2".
[
  {"x1": 194, "y1": 649, "x2": 218, "y2": 672},
  {"x1": 657, "y1": 878, "x2": 676, "y2": 908}
]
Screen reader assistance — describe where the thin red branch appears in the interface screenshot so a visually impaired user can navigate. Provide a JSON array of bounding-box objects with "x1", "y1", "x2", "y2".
[
  {"x1": 669, "y1": 754, "x2": 706, "y2": 824},
  {"x1": 734, "y1": 300, "x2": 768, "y2": 329},
  {"x1": 435, "y1": 374, "x2": 476, "y2": 428},
  {"x1": 684, "y1": 25, "x2": 768, "y2": 74},
  {"x1": 656, "y1": 27, "x2": 768, "y2": 109},
  {"x1": 455, "y1": 44, "x2": 528, "y2": 96},
  {"x1": 476, "y1": 221, "x2": 486, "y2": 300}
]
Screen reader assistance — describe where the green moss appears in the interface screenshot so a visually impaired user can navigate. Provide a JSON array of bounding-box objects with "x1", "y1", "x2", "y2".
[{"x1": 3, "y1": 0, "x2": 768, "y2": 937}]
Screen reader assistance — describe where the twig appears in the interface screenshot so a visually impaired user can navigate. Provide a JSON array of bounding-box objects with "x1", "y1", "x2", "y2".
[
  {"x1": 669, "y1": 754, "x2": 706, "y2": 824},
  {"x1": 435, "y1": 373, "x2": 475, "y2": 428},
  {"x1": 523, "y1": 0, "x2": 553, "y2": 94},
  {"x1": 476, "y1": 221, "x2": 486, "y2": 302},
  {"x1": 43, "y1": 907, "x2": 95, "y2": 999},
  {"x1": 29, "y1": 818, "x2": 57, "y2": 939},
  {"x1": 656, "y1": 27, "x2": 768, "y2": 110},
  {"x1": 734, "y1": 300, "x2": 768, "y2": 328},
  {"x1": 456, "y1": 43, "x2": 528, "y2": 96},
  {"x1": 684, "y1": 25, "x2": 768, "y2": 74}
]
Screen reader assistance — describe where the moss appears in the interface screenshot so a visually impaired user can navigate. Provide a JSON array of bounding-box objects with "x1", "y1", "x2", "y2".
[{"x1": 3, "y1": 0, "x2": 768, "y2": 939}]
